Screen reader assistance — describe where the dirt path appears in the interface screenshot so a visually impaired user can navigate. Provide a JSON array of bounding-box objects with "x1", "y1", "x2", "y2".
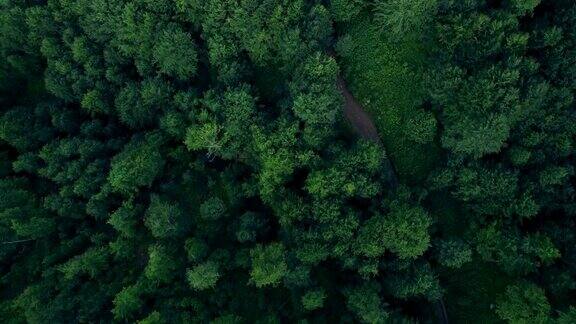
[
  {"x1": 337, "y1": 77, "x2": 381, "y2": 144},
  {"x1": 334, "y1": 51, "x2": 449, "y2": 323},
  {"x1": 337, "y1": 76, "x2": 399, "y2": 189},
  {"x1": 338, "y1": 72, "x2": 450, "y2": 324}
]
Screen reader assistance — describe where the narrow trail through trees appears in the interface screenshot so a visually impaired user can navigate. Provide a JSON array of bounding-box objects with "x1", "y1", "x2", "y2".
[
  {"x1": 337, "y1": 77, "x2": 381, "y2": 143},
  {"x1": 337, "y1": 72, "x2": 449, "y2": 324},
  {"x1": 336, "y1": 75, "x2": 399, "y2": 189}
]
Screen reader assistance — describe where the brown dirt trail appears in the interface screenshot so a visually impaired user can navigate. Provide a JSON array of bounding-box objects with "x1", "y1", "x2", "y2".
[
  {"x1": 336, "y1": 71, "x2": 449, "y2": 324},
  {"x1": 337, "y1": 76, "x2": 399, "y2": 189},
  {"x1": 337, "y1": 77, "x2": 382, "y2": 144}
]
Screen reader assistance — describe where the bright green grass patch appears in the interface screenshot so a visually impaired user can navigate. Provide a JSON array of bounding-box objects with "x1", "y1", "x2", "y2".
[{"x1": 337, "y1": 17, "x2": 441, "y2": 183}]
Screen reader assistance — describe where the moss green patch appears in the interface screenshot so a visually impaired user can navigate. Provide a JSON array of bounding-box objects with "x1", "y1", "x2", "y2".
[{"x1": 338, "y1": 16, "x2": 441, "y2": 183}]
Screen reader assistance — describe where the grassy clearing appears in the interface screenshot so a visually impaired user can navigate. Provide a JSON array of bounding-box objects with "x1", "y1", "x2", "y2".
[{"x1": 337, "y1": 17, "x2": 441, "y2": 183}]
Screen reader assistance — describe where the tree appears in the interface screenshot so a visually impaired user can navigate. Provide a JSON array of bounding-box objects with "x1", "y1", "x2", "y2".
[
  {"x1": 558, "y1": 307, "x2": 576, "y2": 324},
  {"x1": 496, "y1": 283, "x2": 551, "y2": 323},
  {"x1": 200, "y1": 197, "x2": 226, "y2": 220},
  {"x1": 235, "y1": 212, "x2": 266, "y2": 243},
  {"x1": 289, "y1": 53, "x2": 341, "y2": 147},
  {"x1": 58, "y1": 247, "x2": 109, "y2": 280},
  {"x1": 185, "y1": 88, "x2": 257, "y2": 160},
  {"x1": 302, "y1": 289, "x2": 326, "y2": 311},
  {"x1": 345, "y1": 282, "x2": 389, "y2": 324},
  {"x1": 373, "y1": 0, "x2": 438, "y2": 37},
  {"x1": 329, "y1": 0, "x2": 366, "y2": 22},
  {"x1": 113, "y1": 283, "x2": 145, "y2": 321},
  {"x1": 108, "y1": 136, "x2": 165, "y2": 195},
  {"x1": 144, "y1": 195, "x2": 186, "y2": 239},
  {"x1": 305, "y1": 141, "x2": 382, "y2": 199},
  {"x1": 436, "y1": 239, "x2": 472, "y2": 269},
  {"x1": 1, "y1": 0, "x2": 575, "y2": 322},
  {"x1": 187, "y1": 261, "x2": 220, "y2": 291},
  {"x1": 138, "y1": 311, "x2": 166, "y2": 324},
  {"x1": 115, "y1": 79, "x2": 173, "y2": 129},
  {"x1": 356, "y1": 200, "x2": 432, "y2": 259},
  {"x1": 144, "y1": 244, "x2": 179, "y2": 284},
  {"x1": 108, "y1": 200, "x2": 142, "y2": 238},
  {"x1": 402, "y1": 109, "x2": 437, "y2": 144},
  {"x1": 0, "y1": 106, "x2": 53, "y2": 152},
  {"x1": 475, "y1": 224, "x2": 560, "y2": 275},
  {"x1": 185, "y1": 237, "x2": 209, "y2": 263},
  {"x1": 153, "y1": 25, "x2": 197, "y2": 80},
  {"x1": 386, "y1": 262, "x2": 441, "y2": 300},
  {"x1": 509, "y1": 0, "x2": 541, "y2": 15},
  {"x1": 250, "y1": 243, "x2": 288, "y2": 287}
]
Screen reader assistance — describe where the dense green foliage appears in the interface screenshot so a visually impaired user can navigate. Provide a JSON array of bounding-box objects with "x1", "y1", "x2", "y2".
[
  {"x1": 336, "y1": 11, "x2": 440, "y2": 182},
  {"x1": 0, "y1": 0, "x2": 575, "y2": 323}
]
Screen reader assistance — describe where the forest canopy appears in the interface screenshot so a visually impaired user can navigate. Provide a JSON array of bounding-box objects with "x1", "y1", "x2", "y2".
[{"x1": 1, "y1": 0, "x2": 575, "y2": 323}]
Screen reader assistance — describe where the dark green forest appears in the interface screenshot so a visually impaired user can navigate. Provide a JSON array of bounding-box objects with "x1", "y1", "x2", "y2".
[{"x1": 1, "y1": 0, "x2": 575, "y2": 322}]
